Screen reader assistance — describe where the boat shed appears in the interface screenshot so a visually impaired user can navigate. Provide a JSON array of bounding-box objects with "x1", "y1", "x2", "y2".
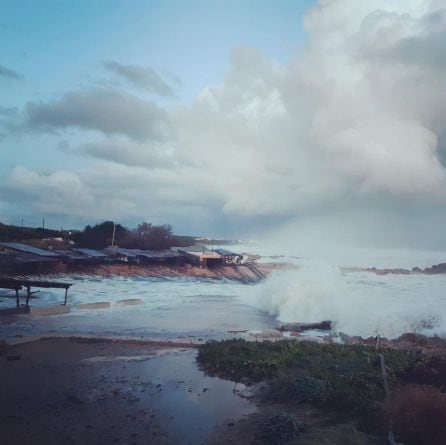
[
  {"x1": 134, "y1": 249, "x2": 185, "y2": 266},
  {"x1": 0, "y1": 242, "x2": 61, "y2": 258},
  {"x1": 104, "y1": 248, "x2": 185, "y2": 266},
  {"x1": 73, "y1": 248, "x2": 111, "y2": 263},
  {"x1": 214, "y1": 248, "x2": 240, "y2": 264},
  {"x1": 53, "y1": 250, "x2": 94, "y2": 265},
  {"x1": 103, "y1": 247, "x2": 138, "y2": 263},
  {"x1": 176, "y1": 246, "x2": 223, "y2": 268},
  {"x1": 0, "y1": 242, "x2": 62, "y2": 274}
]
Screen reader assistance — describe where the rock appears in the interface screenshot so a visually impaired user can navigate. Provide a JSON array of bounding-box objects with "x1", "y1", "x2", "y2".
[{"x1": 276, "y1": 321, "x2": 332, "y2": 333}]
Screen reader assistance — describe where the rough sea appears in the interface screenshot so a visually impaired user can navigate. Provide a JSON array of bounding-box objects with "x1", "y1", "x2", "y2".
[{"x1": 2, "y1": 244, "x2": 446, "y2": 340}]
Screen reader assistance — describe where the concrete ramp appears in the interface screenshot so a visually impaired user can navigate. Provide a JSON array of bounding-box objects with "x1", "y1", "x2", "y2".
[
  {"x1": 31, "y1": 306, "x2": 71, "y2": 316},
  {"x1": 115, "y1": 298, "x2": 142, "y2": 306},
  {"x1": 78, "y1": 302, "x2": 111, "y2": 310}
]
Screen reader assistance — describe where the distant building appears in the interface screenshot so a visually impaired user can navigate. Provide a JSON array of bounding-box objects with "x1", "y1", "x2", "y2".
[
  {"x1": 175, "y1": 246, "x2": 223, "y2": 268},
  {"x1": 104, "y1": 247, "x2": 185, "y2": 266},
  {"x1": 0, "y1": 242, "x2": 62, "y2": 274}
]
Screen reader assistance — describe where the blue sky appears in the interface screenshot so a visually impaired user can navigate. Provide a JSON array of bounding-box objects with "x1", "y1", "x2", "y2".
[{"x1": 1, "y1": 0, "x2": 314, "y2": 105}]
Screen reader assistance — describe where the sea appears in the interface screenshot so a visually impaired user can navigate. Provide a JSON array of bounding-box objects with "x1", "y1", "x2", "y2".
[{"x1": 2, "y1": 244, "x2": 446, "y2": 341}]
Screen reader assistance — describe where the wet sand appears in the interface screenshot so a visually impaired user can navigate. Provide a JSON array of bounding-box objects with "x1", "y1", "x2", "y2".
[{"x1": 0, "y1": 337, "x2": 256, "y2": 445}]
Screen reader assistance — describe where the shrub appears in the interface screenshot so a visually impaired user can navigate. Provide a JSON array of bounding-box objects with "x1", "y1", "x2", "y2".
[{"x1": 389, "y1": 385, "x2": 446, "y2": 445}]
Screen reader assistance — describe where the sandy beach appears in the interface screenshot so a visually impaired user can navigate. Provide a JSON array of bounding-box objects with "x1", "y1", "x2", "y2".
[{"x1": 0, "y1": 337, "x2": 255, "y2": 445}]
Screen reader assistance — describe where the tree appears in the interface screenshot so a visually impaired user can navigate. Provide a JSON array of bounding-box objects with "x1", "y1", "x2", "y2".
[{"x1": 70, "y1": 221, "x2": 128, "y2": 249}]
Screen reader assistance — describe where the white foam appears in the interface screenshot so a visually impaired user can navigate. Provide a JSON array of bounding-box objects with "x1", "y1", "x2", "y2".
[{"x1": 244, "y1": 259, "x2": 446, "y2": 339}]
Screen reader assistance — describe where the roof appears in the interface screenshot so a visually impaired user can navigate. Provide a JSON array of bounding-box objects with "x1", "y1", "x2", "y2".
[
  {"x1": 104, "y1": 247, "x2": 138, "y2": 258},
  {"x1": 176, "y1": 246, "x2": 212, "y2": 253},
  {"x1": 105, "y1": 247, "x2": 182, "y2": 259},
  {"x1": 54, "y1": 250, "x2": 91, "y2": 260},
  {"x1": 215, "y1": 248, "x2": 237, "y2": 256},
  {"x1": 185, "y1": 251, "x2": 222, "y2": 259},
  {"x1": 0, "y1": 242, "x2": 61, "y2": 257},
  {"x1": 135, "y1": 249, "x2": 182, "y2": 259},
  {"x1": 73, "y1": 248, "x2": 109, "y2": 258}
]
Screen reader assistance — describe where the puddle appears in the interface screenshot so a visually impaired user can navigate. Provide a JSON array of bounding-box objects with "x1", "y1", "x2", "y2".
[
  {"x1": 93, "y1": 349, "x2": 257, "y2": 444},
  {"x1": 143, "y1": 351, "x2": 256, "y2": 444}
]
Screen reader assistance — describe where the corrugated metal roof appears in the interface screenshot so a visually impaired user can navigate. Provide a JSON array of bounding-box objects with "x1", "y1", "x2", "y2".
[
  {"x1": 104, "y1": 247, "x2": 138, "y2": 258},
  {"x1": 54, "y1": 250, "x2": 91, "y2": 260},
  {"x1": 73, "y1": 248, "x2": 108, "y2": 258},
  {"x1": 215, "y1": 248, "x2": 237, "y2": 256},
  {"x1": 176, "y1": 246, "x2": 211, "y2": 253},
  {"x1": 135, "y1": 249, "x2": 182, "y2": 259},
  {"x1": 105, "y1": 247, "x2": 183, "y2": 259},
  {"x1": 0, "y1": 242, "x2": 61, "y2": 257}
]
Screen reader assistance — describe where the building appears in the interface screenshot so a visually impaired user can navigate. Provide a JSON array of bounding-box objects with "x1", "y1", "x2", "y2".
[
  {"x1": 104, "y1": 247, "x2": 185, "y2": 266},
  {"x1": 214, "y1": 248, "x2": 240, "y2": 264},
  {"x1": 0, "y1": 242, "x2": 62, "y2": 274},
  {"x1": 72, "y1": 248, "x2": 111, "y2": 263},
  {"x1": 175, "y1": 246, "x2": 223, "y2": 268}
]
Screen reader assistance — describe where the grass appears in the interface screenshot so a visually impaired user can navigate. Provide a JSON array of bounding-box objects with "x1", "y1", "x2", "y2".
[{"x1": 198, "y1": 339, "x2": 446, "y2": 441}]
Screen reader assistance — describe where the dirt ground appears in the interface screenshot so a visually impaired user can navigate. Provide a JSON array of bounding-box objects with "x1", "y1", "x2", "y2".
[{"x1": 0, "y1": 337, "x2": 255, "y2": 445}]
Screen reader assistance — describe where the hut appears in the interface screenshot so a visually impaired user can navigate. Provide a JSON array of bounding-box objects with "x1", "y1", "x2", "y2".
[
  {"x1": 176, "y1": 246, "x2": 223, "y2": 268},
  {"x1": 72, "y1": 248, "x2": 111, "y2": 263},
  {"x1": 103, "y1": 247, "x2": 138, "y2": 263},
  {"x1": 0, "y1": 242, "x2": 62, "y2": 274},
  {"x1": 214, "y1": 248, "x2": 240, "y2": 264}
]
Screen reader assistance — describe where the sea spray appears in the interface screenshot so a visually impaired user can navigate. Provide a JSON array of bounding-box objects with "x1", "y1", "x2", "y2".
[{"x1": 243, "y1": 260, "x2": 446, "y2": 339}]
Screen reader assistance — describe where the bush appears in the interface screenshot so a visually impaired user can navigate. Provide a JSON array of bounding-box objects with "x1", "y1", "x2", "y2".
[{"x1": 389, "y1": 385, "x2": 446, "y2": 445}]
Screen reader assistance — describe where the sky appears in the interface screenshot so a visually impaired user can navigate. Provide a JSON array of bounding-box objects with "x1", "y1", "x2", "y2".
[{"x1": 2, "y1": 0, "x2": 446, "y2": 249}]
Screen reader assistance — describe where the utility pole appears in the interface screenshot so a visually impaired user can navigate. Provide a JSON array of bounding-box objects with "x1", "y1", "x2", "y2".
[
  {"x1": 42, "y1": 218, "x2": 45, "y2": 230},
  {"x1": 21, "y1": 219, "x2": 24, "y2": 228},
  {"x1": 111, "y1": 222, "x2": 116, "y2": 247}
]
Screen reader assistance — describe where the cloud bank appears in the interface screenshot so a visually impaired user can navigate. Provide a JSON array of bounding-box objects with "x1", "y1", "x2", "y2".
[{"x1": 2, "y1": 0, "x2": 446, "y2": 245}]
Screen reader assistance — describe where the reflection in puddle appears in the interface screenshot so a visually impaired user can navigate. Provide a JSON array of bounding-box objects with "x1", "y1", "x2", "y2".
[{"x1": 98, "y1": 349, "x2": 256, "y2": 444}]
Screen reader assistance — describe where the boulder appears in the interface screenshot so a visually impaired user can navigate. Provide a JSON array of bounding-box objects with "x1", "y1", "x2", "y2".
[{"x1": 276, "y1": 321, "x2": 332, "y2": 333}]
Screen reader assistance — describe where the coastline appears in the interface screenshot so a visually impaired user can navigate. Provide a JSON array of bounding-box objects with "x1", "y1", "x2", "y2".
[{"x1": 3, "y1": 262, "x2": 290, "y2": 283}]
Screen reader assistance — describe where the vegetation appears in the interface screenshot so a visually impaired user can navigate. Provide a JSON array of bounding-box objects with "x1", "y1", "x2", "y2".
[
  {"x1": 198, "y1": 339, "x2": 446, "y2": 444},
  {"x1": 70, "y1": 221, "x2": 127, "y2": 249},
  {"x1": 0, "y1": 222, "x2": 60, "y2": 241},
  {"x1": 0, "y1": 220, "x2": 198, "y2": 250},
  {"x1": 388, "y1": 385, "x2": 446, "y2": 445}
]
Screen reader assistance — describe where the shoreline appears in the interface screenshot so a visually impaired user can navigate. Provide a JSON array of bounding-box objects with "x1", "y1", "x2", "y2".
[{"x1": 2, "y1": 262, "x2": 291, "y2": 283}]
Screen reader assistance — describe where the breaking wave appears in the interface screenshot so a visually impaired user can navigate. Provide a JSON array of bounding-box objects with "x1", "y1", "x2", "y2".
[{"x1": 244, "y1": 260, "x2": 446, "y2": 339}]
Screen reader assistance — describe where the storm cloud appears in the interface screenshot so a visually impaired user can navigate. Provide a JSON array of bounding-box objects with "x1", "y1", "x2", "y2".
[{"x1": 25, "y1": 89, "x2": 172, "y2": 141}]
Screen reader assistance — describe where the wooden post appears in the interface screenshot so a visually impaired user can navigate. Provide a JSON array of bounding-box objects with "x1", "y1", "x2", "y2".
[
  {"x1": 25, "y1": 286, "x2": 31, "y2": 308},
  {"x1": 64, "y1": 287, "x2": 68, "y2": 306},
  {"x1": 15, "y1": 288, "x2": 19, "y2": 307}
]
